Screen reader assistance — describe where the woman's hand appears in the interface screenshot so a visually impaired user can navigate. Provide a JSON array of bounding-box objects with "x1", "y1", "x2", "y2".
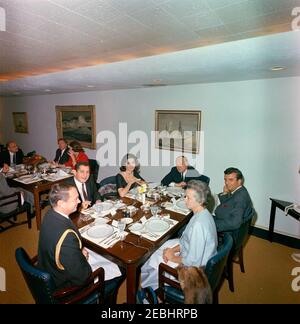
[{"x1": 163, "y1": 247, "x2": 175, "y2": 263}]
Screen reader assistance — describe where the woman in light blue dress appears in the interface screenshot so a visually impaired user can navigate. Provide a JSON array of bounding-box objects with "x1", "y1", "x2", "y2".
[{"x1": 141, "y1": 180, "x2": 218, "y2": 291}]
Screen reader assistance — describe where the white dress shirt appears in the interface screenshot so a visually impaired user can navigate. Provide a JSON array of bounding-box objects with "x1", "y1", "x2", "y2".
[{"x1": 74, "y1": 177, "x2": 87, "y2": 201}]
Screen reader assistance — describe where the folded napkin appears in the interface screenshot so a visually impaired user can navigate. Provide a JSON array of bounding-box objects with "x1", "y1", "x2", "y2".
[
  {"x1": 164, "y1": 202, "x2": 190, "y2": 216},
  {"x1": 128, "y1": 216, "x2": 178, "y2": 242}
]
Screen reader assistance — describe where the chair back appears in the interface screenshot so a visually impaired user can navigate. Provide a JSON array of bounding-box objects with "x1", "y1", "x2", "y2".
[
  {"x1": 98, "y1": 176, "x2": 117, "y2": 199},
  {"x1": 230, "y1": 207, "x2": 254, "y2": 254},
  {"x1": 205, "y1": 232, "x2": 233, "y2": 293},
  {"x1": 15, "y1": 247, "x2": 57, "y2": 304},
  {"x1": 89, "y1": 159, "x2": 99, "y2": 183}
]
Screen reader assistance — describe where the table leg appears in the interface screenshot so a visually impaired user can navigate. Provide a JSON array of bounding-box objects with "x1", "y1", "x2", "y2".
[
  {"x1": 268, "y1": 201, "x2": 276, "y2": 242},
  {"x1": 126, "y1": 264, "x2": 138, "y2": 304},
  {"x1": 33, "y1": 187, "x2": 41, "y2": 230}
]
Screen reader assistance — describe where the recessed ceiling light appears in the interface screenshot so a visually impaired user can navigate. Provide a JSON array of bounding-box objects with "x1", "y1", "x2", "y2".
[
  {"x1": 87, "y1": 85, "x2": 95, "y2": 88},
  {"x1": 44, "y1": 89, "x2": 52, "y2": 92},
  {"x1": 270, "y1": 66, "x2": 286, "y2": 71}
]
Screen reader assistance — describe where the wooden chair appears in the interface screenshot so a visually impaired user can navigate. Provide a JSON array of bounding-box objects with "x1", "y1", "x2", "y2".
[
  {"x1": 0, "y1": 192, "x2": 32, "y2": 232},
  {"x1": 158, "y1": 233, "x2": 233, "y2": 304},
  {"x1": 225, "y1": 207, "x2": 255, "y2": 292},
  {"x1": 15, "y1": 247, "x2": 105, "y2": 304}
]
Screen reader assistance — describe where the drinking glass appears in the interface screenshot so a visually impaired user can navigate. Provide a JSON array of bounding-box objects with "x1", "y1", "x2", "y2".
[
  {"x1": 118, "y1": 220, "x2": 126, "y2": 248},
  {"x1": 150, "y1": 205, "x2": 159, "y2": 218}
]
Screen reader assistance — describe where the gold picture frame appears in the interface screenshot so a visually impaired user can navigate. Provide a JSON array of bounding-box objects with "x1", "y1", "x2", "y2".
[
  {"x1": 13, "y1": 112, "x2": 28, "y2": 133},
  {"x1": 56, "y1": 105, "x2": 96, "y2": 150},
  {"x1": 155, "y1": 110, "x2": 201, "y2": 154}
]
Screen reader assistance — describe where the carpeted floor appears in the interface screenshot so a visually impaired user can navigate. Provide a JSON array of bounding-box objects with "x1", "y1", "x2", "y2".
[{"x1": 0, "y1": 210, "x2": 299, "y2": 304}]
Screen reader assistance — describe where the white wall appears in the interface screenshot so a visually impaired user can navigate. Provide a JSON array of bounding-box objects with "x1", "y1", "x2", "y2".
[{"x1": 1, "y1": 76, "x2": 300, "y2": 238}]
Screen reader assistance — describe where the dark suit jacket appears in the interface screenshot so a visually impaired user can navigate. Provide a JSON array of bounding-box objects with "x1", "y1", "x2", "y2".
[
  {"x1": 37, "y1": 209, "x2": 92, "y2": 290},
  {"x1": 54, "y1": 148, "x2": 70, "y2": 165},
  {"x1": 161, "y1": 166, "x2": 210, "y2": 186},
  {"x1": 65, "y1": 176, "x2": 101, "y2": 204},
  {"x1": 214, "y1": 186, "x2": 252, "y2": 232},
  {"x1": 0, "y1": 149, "x2": 24, "y2": 167}
]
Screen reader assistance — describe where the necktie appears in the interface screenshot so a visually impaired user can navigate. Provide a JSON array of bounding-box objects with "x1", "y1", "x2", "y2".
[
  {"x1": 181, "y1": 173, "x2": 184, "y2": 182},
  {"x1": 13, "y1": 153, "x2": 16, "y2": 165},
  {"x1": 58, "y1": 151, "x2": 63, "y2": 164},
  {"x1": 82, "y1": 183, "x2": 88, "y2": 201}
]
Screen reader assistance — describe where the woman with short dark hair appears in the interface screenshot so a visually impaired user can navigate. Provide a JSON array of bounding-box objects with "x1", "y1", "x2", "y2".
[{"x1": 116, "y1": 153, "x2": 145, "y2": 197}]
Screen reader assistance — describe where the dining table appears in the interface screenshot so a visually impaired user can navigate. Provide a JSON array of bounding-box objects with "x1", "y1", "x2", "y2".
[
  {"x1": 7, "y1": 169, "x2": 73, "y2": 230},
  {"x1": 72, "y1": 195, "x2": 192, "y2": 304}
]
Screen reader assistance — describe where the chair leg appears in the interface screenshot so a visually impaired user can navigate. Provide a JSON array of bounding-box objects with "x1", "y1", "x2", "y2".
[
  {"x1": 238, "y1": 248, "x2": 245, "y2": 273},
  {"x1": 213, "y1": 291, "x2": 219, "y2": 304},
  {"x1": 27, "y1": 210, "x2": 32, "y2": 229},
  {"x1": 227, "y1": 259, "x2": 234, "y2": 292}
]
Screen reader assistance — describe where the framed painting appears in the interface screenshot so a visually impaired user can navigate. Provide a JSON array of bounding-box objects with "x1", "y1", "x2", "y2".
[
  {"x1": 155, "y1": 110, "x2": 201, "y2": 154},
  {"x1": 12, "y1": 112, "x2": 28, "y2": 133},
  {"x1": 56, "y1": 105, "x2": 96, "y2": 149}
]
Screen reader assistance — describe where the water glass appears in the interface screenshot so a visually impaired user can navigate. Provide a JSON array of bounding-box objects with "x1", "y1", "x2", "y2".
[{"x1": 118, "y1": 220, "x2": 126, "y2": 248}]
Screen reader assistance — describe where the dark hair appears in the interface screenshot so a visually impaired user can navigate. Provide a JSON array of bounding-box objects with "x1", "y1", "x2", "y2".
[
  {"x1": 120, "y1": 153, "x2": 140, "y2": 173},
  {"x1": 57, "y1": 138, "x2": 67, "y2": 144},
  {"x1": 49, "y1": 183, "x2": 74, "y2": 207},
  {"x1": 6, "y1": 140, "x2": 16, "y2": 147},
  {"x1": 224, "y1": 167, "x2": 244, "y2": 181},
  {"x1": 186, "y1": 180, "x2": 211, "y2": 207},
  {"x1": 69, "y1": 140, "x2": 84, "y2": 152},
  {"x1": 75, "y1": 161, "x2": 90, "y2": 171}
]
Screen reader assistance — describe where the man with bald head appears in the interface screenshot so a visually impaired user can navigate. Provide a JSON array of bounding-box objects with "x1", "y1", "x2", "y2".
[
  {"x1": 161, "y1": 156, "x2": 210, "y2": 187},
  {"x1": 0, "y1": 141, "x2": 24, "y2": 168}
]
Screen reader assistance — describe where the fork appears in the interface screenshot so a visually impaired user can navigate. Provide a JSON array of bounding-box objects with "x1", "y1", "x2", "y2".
[{"x1": 101, "y1": 232, "x2": 118, "y2": 245}]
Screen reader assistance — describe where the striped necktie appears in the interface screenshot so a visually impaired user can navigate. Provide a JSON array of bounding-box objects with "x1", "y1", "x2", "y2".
[{"x1": 82, "y1": 183, "x2": 88, "y2": 201}]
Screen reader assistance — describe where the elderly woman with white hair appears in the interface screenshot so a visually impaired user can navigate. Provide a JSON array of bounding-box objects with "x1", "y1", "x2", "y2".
[{"x1": 140, "y1": 180, "x2": 218, "y2": 293}]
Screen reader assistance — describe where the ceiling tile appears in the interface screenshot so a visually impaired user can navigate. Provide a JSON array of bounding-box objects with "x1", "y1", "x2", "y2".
[{"x1": 160, "y1": 0, "x2": 210, "y2": 18}]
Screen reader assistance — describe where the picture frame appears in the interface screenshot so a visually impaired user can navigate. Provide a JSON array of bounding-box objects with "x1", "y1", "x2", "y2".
[
  {"x1": 155, "y1": 110, "x2": 201, "y2": 154},
  {"x1": 12, "y1": 112, "x2": 28, "y2": 133},
  {"x1": 56, "y1": 105, "x2": 96, "y2": 150}
]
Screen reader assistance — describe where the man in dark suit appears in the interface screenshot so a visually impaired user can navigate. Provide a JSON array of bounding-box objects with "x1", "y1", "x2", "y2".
[
  {"x1": 53, "y1": 138, "x2": 70, "y2": 165},
  {"x1": 0, "y1": 141, "x2": 24, "y2": 168},
  {"x1": 64, "y1": 162, "x2": 101, "y2": 209},
  {"x1": 37, "y1": 183, "x2": 124, "y2": 301},
  {"x1": 161, "y1": 156, "x2": 210, "y2": 187},
  {"x1": 214, "y1": 167, "x2": 252, "y2": 232},
  {"x1": 0, "y1": 165, "x2": 34, "y2": 214}
]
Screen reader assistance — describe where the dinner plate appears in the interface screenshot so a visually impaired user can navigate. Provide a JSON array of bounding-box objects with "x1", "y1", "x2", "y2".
[
  {"x1": 176, "y1": 199, "x2": 188, "y2": 210},
  {"x1": 93, "y1": 202, "x2": 114, "y2": 213},
  {"x1": 94, "y1": 218, "x2": 109, "y2": 225},
  {"x1": 145, "y1": 218, "x2": 170, "y2": 233},
  {"x1": 87, "y1": 224, "x2": 114, "y2": 239},
  {"x1": 129, "y1": 223, "x2": 143, "y2": 232}
]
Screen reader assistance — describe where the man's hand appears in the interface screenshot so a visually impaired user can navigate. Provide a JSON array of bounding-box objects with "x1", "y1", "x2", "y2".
[
  {"x1": 223, "y1": 185, "x2": 230, "y2": 194},
  {"x1": 82, "y1": 248, "x2": 89, "y2": 260},
  {"x1": 175, "y1": 181, "x2": 186, "y2": 188},
  {"x1": 81, "y1": 201, "x2": 91, "y2": 210},
  {"x1": 2, "y1": 164, "x2": 9, "y2": 173}
]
